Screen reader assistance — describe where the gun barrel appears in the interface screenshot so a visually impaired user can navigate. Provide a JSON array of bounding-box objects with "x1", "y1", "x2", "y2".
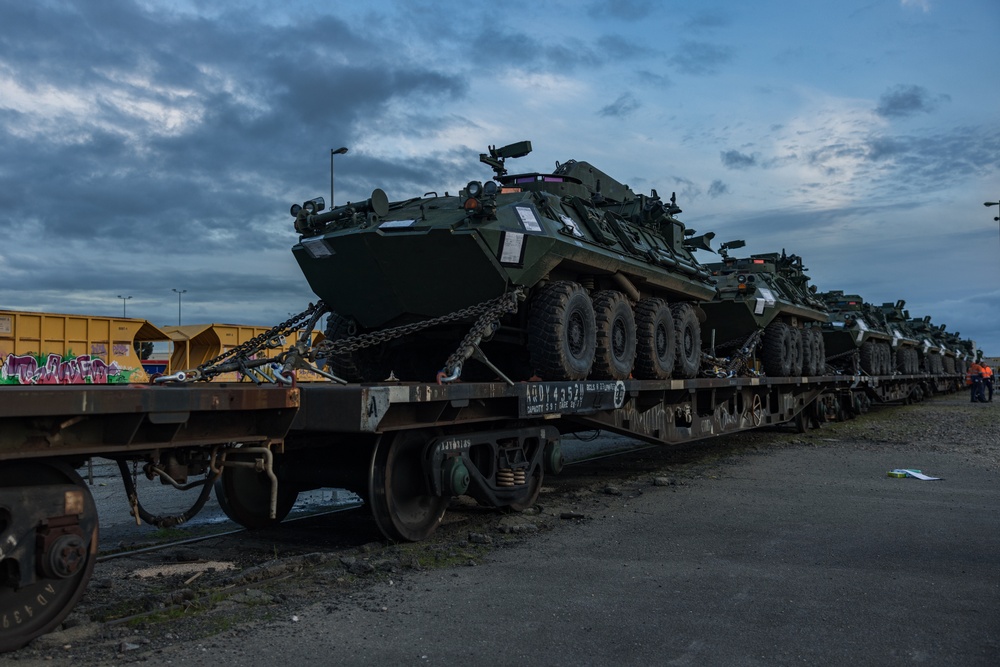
[{"x1": 310, "y1": 188, "x2": 389, "y2": 225}]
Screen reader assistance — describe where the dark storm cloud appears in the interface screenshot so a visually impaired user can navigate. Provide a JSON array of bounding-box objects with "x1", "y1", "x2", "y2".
[
  {"x1": 720, "y1": 150, "x2": 758, "y2": 169},
  {"x1": 668, "y1": 41, "x2": 734, "y2": 75},
  {"x1": 471, "y1": 27, "x2": 625, "y2": 71},
  {"x1": 874, "y1": 84, "x2": 951, "y2": 118},
  {"x1": 0, "y1": 1, "x2": 467, "y2": 254},
  {"x1": 598, "y1": 93, "x2": 641, "y2": 118},
  {"x1": 0, "y1": 0, "x2": 475, "y2": 324},
  {"x1": 707, "y1": 180, "x2": 729, "y2": 198}
]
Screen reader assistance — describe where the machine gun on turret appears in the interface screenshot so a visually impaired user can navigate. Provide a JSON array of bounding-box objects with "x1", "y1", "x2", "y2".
[{"x1": 480, "y1": 141, "x2": 533, "y2": 179}]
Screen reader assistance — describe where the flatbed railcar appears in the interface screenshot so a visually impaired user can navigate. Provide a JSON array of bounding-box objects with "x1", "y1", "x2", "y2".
[{"x1": 0, "y1": 372, "x2": 963, "y2": 651}]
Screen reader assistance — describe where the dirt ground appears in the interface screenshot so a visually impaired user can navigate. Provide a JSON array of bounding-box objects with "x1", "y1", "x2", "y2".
[{"x1": 7, "y1": 392, "x2": 999, "y2": 666}]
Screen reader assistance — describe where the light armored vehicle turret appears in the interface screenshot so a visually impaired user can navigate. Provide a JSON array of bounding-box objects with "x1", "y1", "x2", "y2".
[
  {"x1": 290, "y1": 141, "x2": 718, "y2": 383},
  {"x1": 701, "y1": 245, "x2": 829, "y2": 377}
]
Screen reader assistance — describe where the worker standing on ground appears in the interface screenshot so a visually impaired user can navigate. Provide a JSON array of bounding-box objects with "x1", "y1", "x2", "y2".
[
  {"x1": 967, "y1": 359, "x2": 986, "y2": 403},
  {"x1": 981, "y1": 362, "x2": 993, "y2": 402}
]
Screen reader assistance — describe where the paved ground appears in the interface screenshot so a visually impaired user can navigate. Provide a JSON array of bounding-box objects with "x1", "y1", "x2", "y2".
[
  {"x1": 149, "y1": 437, "x2": 999, "y2": 666},
  {"x1": 11, "y1": 396, "x2": 999, "y2": 666}
]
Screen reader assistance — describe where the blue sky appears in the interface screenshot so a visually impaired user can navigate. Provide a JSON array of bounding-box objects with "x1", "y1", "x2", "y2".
[{"x1": 1, "y1": 0, "x2": 998, "y2": 352}]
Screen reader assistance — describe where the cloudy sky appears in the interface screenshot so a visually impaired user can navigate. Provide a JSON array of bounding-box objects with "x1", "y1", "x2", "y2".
[{"x1": 2, "y1": 0, "x2": 999, "y2": 352}]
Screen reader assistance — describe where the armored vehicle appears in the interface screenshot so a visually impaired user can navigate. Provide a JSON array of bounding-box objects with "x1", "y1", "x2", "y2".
[
  {"x1": 819, "y1": 292, "x2": 895, "y2": 375},
  {"x1": 290, "y1": 141, "x2": 718, "y2": 383},
  {"x1": 905, "y1": 316, "x2": 949, "y2": 375},
  {"x1": 936, "y1": 326, "x2": 966, "y2": 374},
  {"x1": 877, "y1": 300, "x2": 922, "y2": 374},
  {"x1": 701, "y1": 245, "x2": 829, "y2": 377}
]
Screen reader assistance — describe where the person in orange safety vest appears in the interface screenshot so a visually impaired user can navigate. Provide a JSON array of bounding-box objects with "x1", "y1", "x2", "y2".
[
  {"x1": 967, "y1": 361, "x2": 985, "y2": 403},
  {"x1": 981, "y1": 363, "x2": 993, "y2": 402}
]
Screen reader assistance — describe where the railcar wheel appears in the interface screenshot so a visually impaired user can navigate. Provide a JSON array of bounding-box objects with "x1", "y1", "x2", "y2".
[
  {"x1": 762, "y1": 321, "x2": 793, "y2": 377},
  {"x1": 591, "y1": 291, "x2": 636, "y2": 380},
  {"x1": 634, "y1": 298, "x2": 676, "y2": 380},
  {"x1": 794, "y1": 410, "x2": 808, "y2": 433},
  {"x1": 215, "y1": 450, "x2": 298, "y2": 529},
  {"x1": 527, "y1": 281, "x2": 597, "y2": 381},
  {"x1": 368, "y1": 430, "x2": 448, "y2": 542},
  {"x1": 0, "y1": 462, "x2": 98, "y2": 653},
  {"x1": 671, "y1": 303, "x2": 702, "y2": 379},
  {"x1": 750, "y1": 393, "x2": 764, "y2": 426}
]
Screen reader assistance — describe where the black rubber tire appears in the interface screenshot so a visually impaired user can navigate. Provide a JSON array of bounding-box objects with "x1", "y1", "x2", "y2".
[
  {"x1": 591, "y1": 290, "x2": 636, "y2": 380},
  {"x1": 324, "y1": 312, "x2": 364, "y2": 382},
  {"x1": 817, "y1": 332, "x2": 827, "y2": 375},
  {"x1": 860, "y1": 340, "x2": 876, "y2": 375},
  {"x1": 762, "y1": 321, "x2": 793, "y2": 377},
  {"x1": 527, "y1": 281, "x2": 596, "y2": 381},
  {"x1": 810, "y1": 329, "x2": 824, "y2": 375},
  {"x1": 634, "y1": 297, "x2": 676, "y2": 380},
  {"x1": 789, "y1": 327, "x2": 804, "y2": 376},
  {"x1": 943, "y1": 355, "x2": 955, "y2": 374},
  {"x1": 672, "y1": 302, "x2": 702, "y2": 378},
  {"x1": 801, "y1": 329, "x2": 817, "y2": 376}
]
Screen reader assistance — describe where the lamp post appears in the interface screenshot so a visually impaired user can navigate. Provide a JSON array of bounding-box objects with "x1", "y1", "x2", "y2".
[
  {"x1": 117, "y1": 294, "x2": 132, "y2": 318},
  {"x1": 986, "y1": 201, "x2": 999, "y2": 244},
  {"x1": 331, "y1": 146, "x2": 348, "y2": 207},
  {"x1": 172, "y1": 289, "x2": 187, "y2": 325}
]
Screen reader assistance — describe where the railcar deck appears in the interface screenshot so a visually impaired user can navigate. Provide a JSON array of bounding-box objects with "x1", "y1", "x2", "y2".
[{"x1": 0, "y1": 372, "x2": 964, "y2": 651}]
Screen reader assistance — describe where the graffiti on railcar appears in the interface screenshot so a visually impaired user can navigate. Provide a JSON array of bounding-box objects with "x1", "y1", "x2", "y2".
[{"x1": 0, "y1": 352, "x2": 137, "y2": 385}]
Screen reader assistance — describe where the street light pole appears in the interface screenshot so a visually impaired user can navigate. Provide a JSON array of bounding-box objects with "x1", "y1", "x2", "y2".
[
  {"x1": 117, "y1": 295, "x2": 132, "y2": 318},
  {"x1": 985, "y1": 201, "x2": 999, "y2": 245},
  {"x1": 331, "y1": 146, "x2": 348, "y2": 207},
  {"x1": 172, "y1": 289, "x2": 187, "y2": 325}
]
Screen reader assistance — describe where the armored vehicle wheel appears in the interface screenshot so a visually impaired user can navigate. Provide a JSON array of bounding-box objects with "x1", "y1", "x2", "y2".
[
  {"x1": 527, "y1": 281, "x2": 596, "y2": 381},
  {"x1": 323, "y1": 312, "x2": 364, "y2": 381},
  {"x1": 368, "y1": 430, "x2": 448, "y2": 542},
  {"x1": 0, "y1": 461, "x2": 98, "y2": 653},
  {"x1": 790, "y1": 327, "x2": 804, "y2": 376},
  {"x1": 216, "y1": 453, "x2": 299, "y2": 529},
  {"x1": 672, "y1": 303, "x2": 702, "y2": 378},
  {"x1": 859, "y1": 341, "x2": 876, "y2": 375},
  {"x1": 762, "y1": 321, "x2": 793, "y2": 377},
  {"x1": 591, "y1": 291, "x2": 636, "y2": 380},
  {"x1": 943, "y1": 355, "x2": 955, "y2": 374},
  {"x1": 816, "y1": 332, "x2": 827, "y2": 374},
  {"x1": 811, "y1": 329, "x2": 824, "y2": 375},
  {"x1": 634, "y1": 298, "x2": 676, "y2": 380},
  {"x1": 801, "y1": 329, "x2": 816, "y2": 376}
]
